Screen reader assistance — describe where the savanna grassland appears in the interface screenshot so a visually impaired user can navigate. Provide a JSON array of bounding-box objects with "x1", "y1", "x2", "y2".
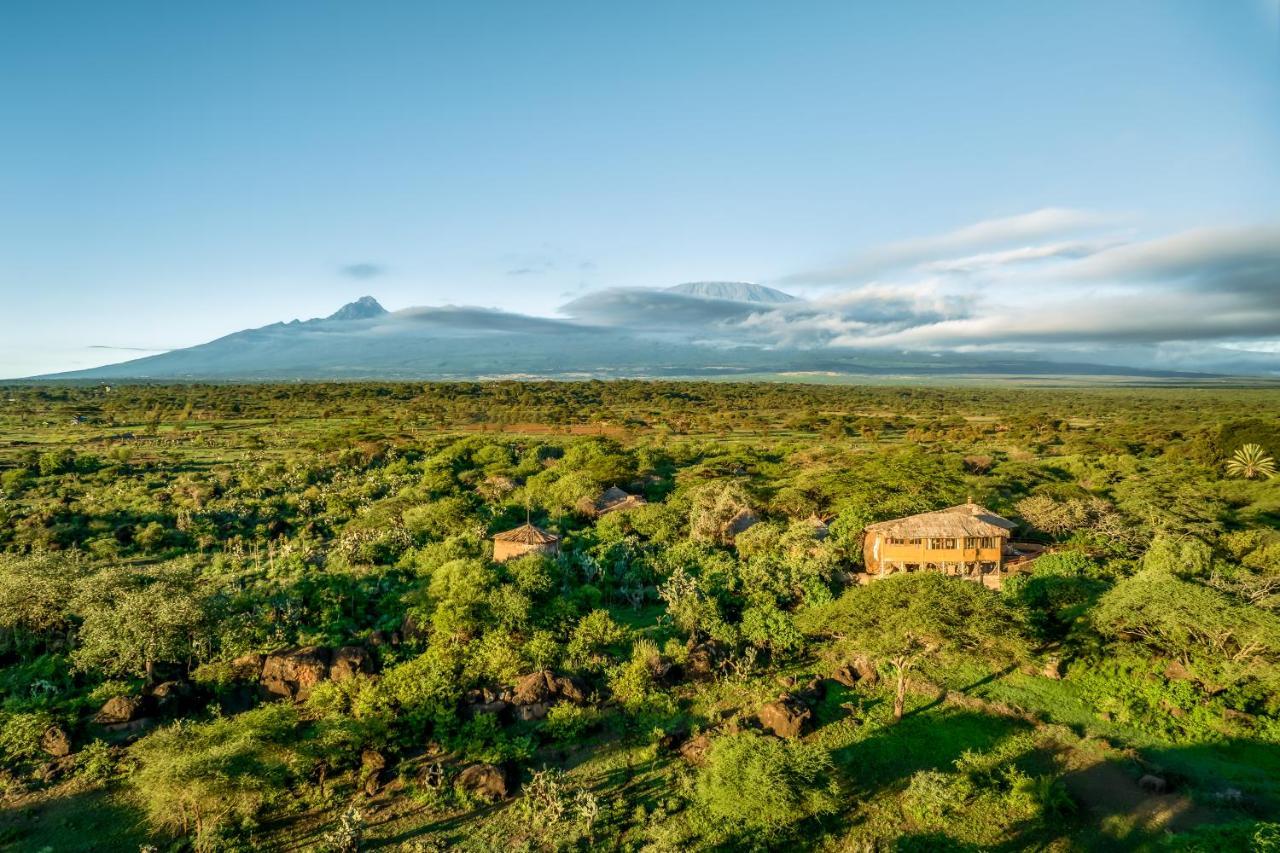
[{"x1": 1, "y1": 381, "x2": 1279, "y2": 852}]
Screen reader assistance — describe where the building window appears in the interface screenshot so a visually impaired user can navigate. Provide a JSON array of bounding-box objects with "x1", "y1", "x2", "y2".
[
  {"x1": 964, "y1": 536, "x2": 978, "y2": 549},
  {"x1": 927, "y1": 538, "x2": 957, "y2": 550}
]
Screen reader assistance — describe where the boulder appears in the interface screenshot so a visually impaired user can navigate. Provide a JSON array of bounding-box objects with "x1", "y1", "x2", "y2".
[
  {"x1": 146, "y1": 680, "x2": 194, "y2": 714},
  {"x1": 513, "y1": 702, "x2": 552, "y2": 722},
  {"x1": 678, "y1": 733, "x2": 713, "y2": 766},
  {"x1": 361, "y1": 749, "x2": 388, "y2": 795},
  {"x1": 832, "y1": 662, "x2": 861, "y2": 688},
  {"x1": 361, "y1": 748, "x2": 387, "y2": 774},
  {"x1": 655, "y1": 726, "x2": 691, "y2": 752},
  {"x1": 260, "y1": 646, "x2": 332, "y2": 701},
  {"x1": 1043, "y1": 657, "x2": 1064, "y2": 680},
  {"x1": 686, "y1": 641, "x2": 723, "y2": 682},
  {"x1": 1223, "y1": 708, "x2": 1255, "y2": 726},
  {"x1": 260, "y1": 677, "x2": 298, "y2": 702},
  {"x1": 457, "y1": 763, "x2": 508, "y2": 800},
  {"x1": 41, "y1": 725, "x2": 72, "y2": 758},
  {"x1": 330, "y1": 646, "x2": 375, "y2": 682},
  {"x1": 229, "y1": 653, "x2": 264, "y2": 681},
  {"x1": 552, "y1": 675, "x2": 589, "y2": 705},
  {"x1": 94, "y1": 695, "x2": 146, "y2": 724},
  {"x1": 1138, "y1": 774, "x2": 1168, "y2": 794},
  {"x1": 463, "y1": 687, "x2": 510, "y2": 720},
  {"x1": 513, "y1": 670, "x2": 556, "y2": 705},
  {"x1": 758, "y1": 695, "x2": 813, "y2": 739},
  {"x1": 851, "y1": 655, "x2": 879, "y2": 685}
]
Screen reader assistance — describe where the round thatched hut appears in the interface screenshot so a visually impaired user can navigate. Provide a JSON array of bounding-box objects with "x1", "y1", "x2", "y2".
[{"x1": 492, "y1": 522, "x2": 561, "y2": 563}]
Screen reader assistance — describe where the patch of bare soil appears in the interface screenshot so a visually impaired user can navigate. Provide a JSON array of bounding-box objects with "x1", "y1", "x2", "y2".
[{"x1": 1060, "y1": 749, "x2": 1220, "y2": 835}]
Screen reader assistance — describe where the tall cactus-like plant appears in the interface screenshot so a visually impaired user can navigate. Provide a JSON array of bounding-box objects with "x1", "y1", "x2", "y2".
[{"x1": 1226, "y1": 443, "x2": 1277, "y2": 480}]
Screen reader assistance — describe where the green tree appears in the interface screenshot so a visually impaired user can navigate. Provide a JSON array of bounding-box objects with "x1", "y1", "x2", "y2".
[
  {"x1": 1226, "y1": 443, "x2": 1277, "y2": 480},
  {"x1": 801, "y1": 573, "x2": 1028, "y2": 720},
  {"x1": 694, "y1": 731, "x2": 840, "y2": 833},
  {"x1": 130, "y1": 704, "x2": 300, "y2": 846},
  {"x1": 0, "y1": 551, "x2": 91, "y2": 655},
  {"x1": 1094, "y1": 569, "x2": 1280, "y2": 678},
  {"x1": 72, "y1": 562, "x2": 212, "y2": 682}
]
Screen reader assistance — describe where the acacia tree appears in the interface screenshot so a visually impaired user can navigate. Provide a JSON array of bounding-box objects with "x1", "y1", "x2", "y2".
[
  {"x1": 0, "y1": 551, "x2": 91, "y2": 656},
  {"x1": 72, "y1": 562, "x2": 213, "y2": 682},
  {"x1": 1094, "y1": 569, "x2": 1280, "y2": 679},
  {"x1": 802, "y1": 573, "x2": 1029, "y2": 720}
]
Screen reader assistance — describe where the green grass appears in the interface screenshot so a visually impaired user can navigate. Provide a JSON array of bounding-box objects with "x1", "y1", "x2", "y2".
[{"x1": 0, "y1": 786, "x2": 150, "y2": 852}]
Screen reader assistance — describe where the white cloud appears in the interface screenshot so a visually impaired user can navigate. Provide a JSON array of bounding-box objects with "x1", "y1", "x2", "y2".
[{"x1": 780, "y1": 207, "x2": 1116, "y2": 285}]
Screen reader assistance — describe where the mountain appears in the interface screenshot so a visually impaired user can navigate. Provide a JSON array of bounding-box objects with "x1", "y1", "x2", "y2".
[
  {"x1": 666, "y1": 281, "x2": 798, "y2": 303},
  {"x1": 327, "y1": 296, "x2": 388, "y2": 321},
  {"x1": 24, "y1": 293, "x2": 1243, "y2": 383}
]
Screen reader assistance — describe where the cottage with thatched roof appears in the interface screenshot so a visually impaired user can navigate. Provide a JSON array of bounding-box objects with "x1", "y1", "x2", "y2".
[
  {"x1": 862, "y1": 502, "x2": 1016, "y2": 582},
  {"x1": 492, "y1": 522, "x2": 561, "y2": 563},
  {"x1": 592, "y1": 485, "x2": 647, "y2": 516}
]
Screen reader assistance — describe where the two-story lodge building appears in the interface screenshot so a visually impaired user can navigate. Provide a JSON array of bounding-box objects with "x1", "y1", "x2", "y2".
[{"x1": 862, "y1": 501, "x2": 1018, "y2": 585}]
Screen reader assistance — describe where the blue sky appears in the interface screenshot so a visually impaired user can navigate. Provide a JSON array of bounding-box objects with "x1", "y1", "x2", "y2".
[{"x1": 2, "y1": 1, "x2": 1278, "y2": 376}]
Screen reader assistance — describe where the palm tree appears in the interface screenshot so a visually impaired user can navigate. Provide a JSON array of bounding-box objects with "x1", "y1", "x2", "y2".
[{"x1": 1226, "y1": 443, "x2": 1277, "y2": 480}]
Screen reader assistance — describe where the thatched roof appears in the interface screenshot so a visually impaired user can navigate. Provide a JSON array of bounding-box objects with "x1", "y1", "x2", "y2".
[
  {"x1": 492, "y1": 523, "x2": 561, "y2": 545},
  {"x1": 594, "y1": 486, "x2": 647, "y2": 514},
  {"x1": 864, "y1": 503, "x2": 1016, "y2": 539}
]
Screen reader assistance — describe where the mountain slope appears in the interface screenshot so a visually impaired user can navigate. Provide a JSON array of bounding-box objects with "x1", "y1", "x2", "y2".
[{"x1": 26, "y1": 295, "x2": 1234, "y2": 382}]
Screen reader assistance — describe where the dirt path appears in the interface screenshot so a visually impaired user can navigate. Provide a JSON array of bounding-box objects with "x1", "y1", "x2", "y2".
[
  {"x1": 934, "y1": 681, "x2": 1224, "y2": 836},
  {"x1": 1060, "y1": 752, "x2": 1218, "y2": 834}
]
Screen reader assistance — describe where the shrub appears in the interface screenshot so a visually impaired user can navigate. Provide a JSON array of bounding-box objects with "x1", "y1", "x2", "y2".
[
  {"x1": 129, "y1": 704, "x2": 302, "y2": 844},
  {"x1": 0, "y1": 710, "x2": 54, "y2": 768},
  {"x1": 694, "y1": 731, "x2": 840, "y2": 833},
  {"x1": 76, "y1": 739, "x2": 117, "y2": 785},
  {"x1": 543, "y1": 704, "x2": 603, "y2": 742},
  {"x1": 902, "y1": 769, "x2": 976, "y2": 828}
]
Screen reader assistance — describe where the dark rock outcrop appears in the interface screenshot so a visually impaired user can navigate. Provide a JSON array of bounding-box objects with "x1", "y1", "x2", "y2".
[
  {"x1": 457, "y1": 763, "x2": 508, "y2": 800},
  {"x1": 261, "y1": 646, "x2": 332, "y2": 701},
  {"x1": 146, "y1": 679, "x2": 195, "y2": 714},
  {"x1": 94, "y1": 695, "x2": 146, "y2": 725},
  {"x1": 758, "y1": 695, "x2": 814, "y2": 739},
  {"x1": 679, "y1": 733, "x2": 713, "y2": 765},
  {"x1": 506, "y1": 670, "x2": 590, "y2": 720},
  {"x1": 41, "y1": 725, "x2": 72, "y2": 758},
  {"x1": 330, "y1": 646, "x2": 375, "y2": 682},
  {"x1": 257, "y1": 645, "x2": 375, "y2": 702},
  {"x1": 686, "y1": 641, "x2": 724, "y2": 681},
  {"x1": 512, "y1": 671, "x2": 555, "y2": 706},
  {"x1": 361, "y1": 749, "x2": 389, "y2": 795},
  {"x1": 463, "y1": 687, "x2": 511, "y2": 720}
]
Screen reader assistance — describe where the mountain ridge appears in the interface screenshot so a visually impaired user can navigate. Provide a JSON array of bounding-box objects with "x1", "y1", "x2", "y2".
[{"x1": 21, "y1": 293, "x2": 1236, "y2": 382}]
